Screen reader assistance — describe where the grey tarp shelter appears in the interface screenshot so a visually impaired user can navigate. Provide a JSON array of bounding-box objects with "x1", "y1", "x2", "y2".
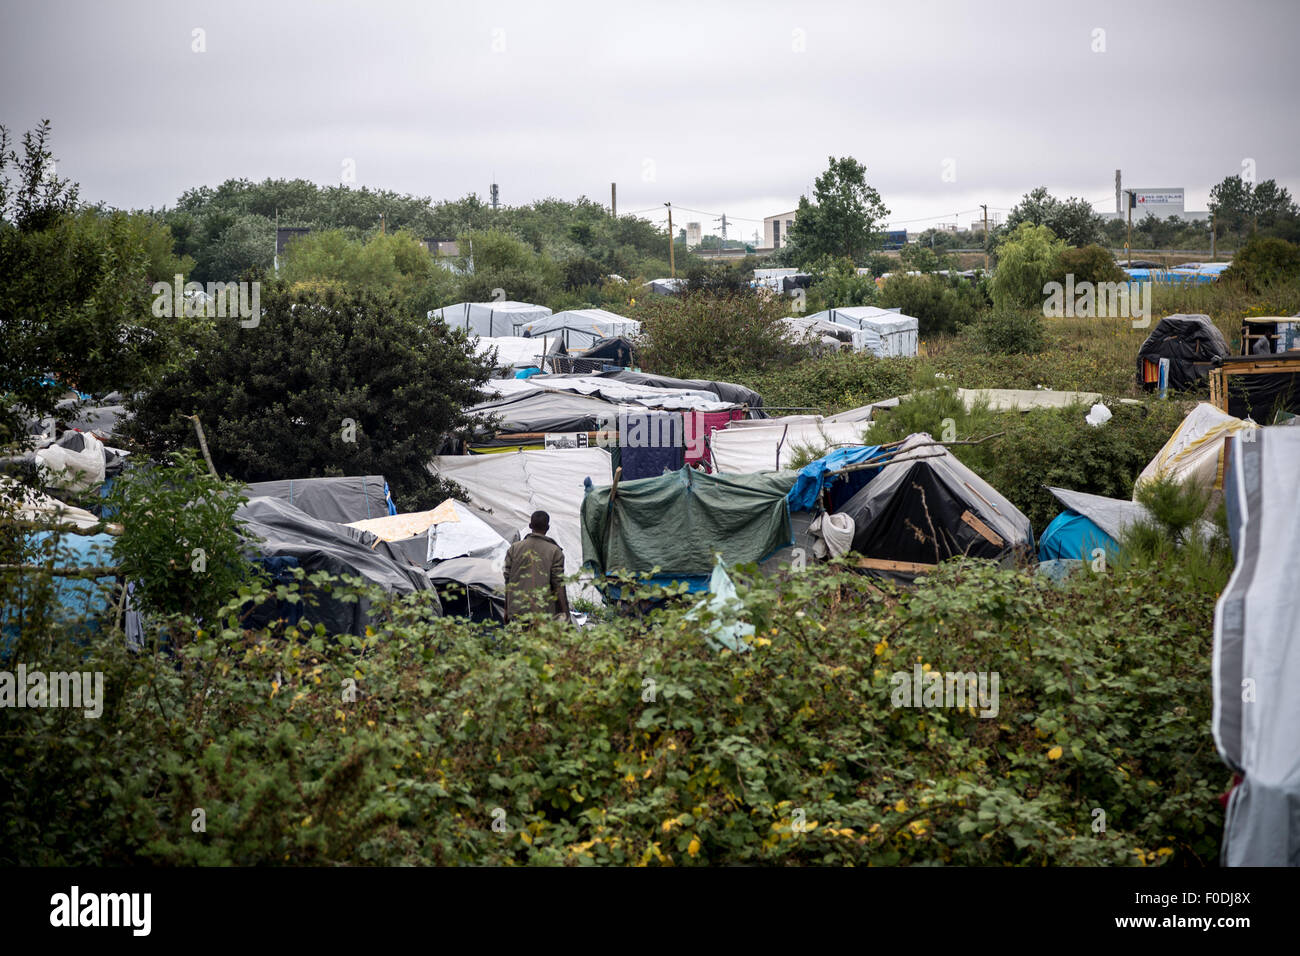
[
  {"x1": 243, "y1": 476, "x2": 393, "y2": 524},
  {"x1": 1213, "y1": 427, "x2": 1300, "y2": 865},
  {"x1": 236, "y1": 496, "x2": 435, "y2": 635},
  {"x1": 514, "y1": 308, "x2": 641, "y2": 350}
]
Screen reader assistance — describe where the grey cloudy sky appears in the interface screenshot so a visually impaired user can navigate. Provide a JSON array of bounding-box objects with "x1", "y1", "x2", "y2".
[{"x1": 2, "y1": 0, "x2": 1297, "y2": 236}]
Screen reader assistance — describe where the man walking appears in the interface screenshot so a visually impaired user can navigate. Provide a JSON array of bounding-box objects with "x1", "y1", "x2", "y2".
[{"x1": 502, "y1": 510, "x2": 570, "y2": 623}]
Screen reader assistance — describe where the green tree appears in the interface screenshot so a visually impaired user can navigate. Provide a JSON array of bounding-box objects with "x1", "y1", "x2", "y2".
[
  {"x1": 787, "y1": 156, "x2": 890, "y2": 266},
  {"x1": 128, "y1": 284, "x2": 495, "y2": 510},
  {"x1": 991, "y1": 223, "x2": 1066, "y2": 310},
  {"x1": 0, "y1": 122, "x2": 192, "y2": 447},
  {"x1": 1004, "y1": 186, "x2": 1103, "y2": 247},
  {"x1": 807, "y1": 255, "x2": 878, "y2": 308},
  {"x1": 1221, "y1": 235, "x2": 1300, "y2": 291},
  {"x1": 630, "y1": 291, "x2": 802, "y2": 379}
]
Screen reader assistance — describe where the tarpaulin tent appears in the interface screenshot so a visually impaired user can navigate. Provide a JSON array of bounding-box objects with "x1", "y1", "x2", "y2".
[
  {"x1": 515, "y1": 308, "x2": 641, "y2": 350},
  {"x1": 710, "y1": 421, "x2": 869, "y2": 475},
  {"x1": 430, "y1": 301, "x2": 552, "y2": 338},
  {"x1": 1036, "y1": 487, "x2": 1142, "y2": 562},
  {"x1": 603, "y1": 371, "x2": 765, "y2": 415},
  {"x1": 781, "y1": 315, "x2": 854, "y2": 348},
  {"x1": 527, "y1": 375, "x2": 733, "y2": 411},
  {"x1": 468, "y1": 388, "x2": 620, "y2": 440},
  {"x1": 428, "y1": 448, "x2": 613, "y2": 603},
  {"x1": 832, "y1": 434, "x2": 1034, "y2": 582},
  {"x1": 1, "y1": 530, "x2": 117, "y2": 651},
  {"x1": 236, "y1": 496, "x2": 436, "y2": 635},
  {"x1": 474, "y1": 336, "x2": 553, "y2": 374},
  {"x1": 1136, "y1": 314, "x2": 1229, "y2": 391},
  {"x1": 1213, "y1": 427, "x2": 1300, "y2": 865},
  {"x1": 243, "y1": 476, "x2": 395, "y2": 524},
  {"x1": 807, "y1": 307, "x2": 919, "y2": 358},
  {"x1": 580, "y1": 467, "x2": 796, "y2": 583},
  {"x1": 426, "y1": 556, "x2": 506, "y2": 622},
  {"x1": 548, "y1": 335, "x2": 638, "y2": 373},
  {"x1": 1134, "y1": 402, "x2": 1257, "y2": 497},
  {"x1": 645, "y1": 278, "x2": 685, "y2": 296}
]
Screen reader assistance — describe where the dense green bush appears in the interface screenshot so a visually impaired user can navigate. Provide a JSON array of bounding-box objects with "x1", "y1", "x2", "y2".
[
  {"x1": 741, "y1": 351, "x2": 916, "y2": 413},
  {"x1": 630, "y1": 291, "x2": 804, "y2": 380},
  {"x1": 877, "y1": 273, "x2": 984, "y2": 336},
  {"x1": 1048, "y1": 244, "x2": 1127, "y2": 288},
  {"x1": 0, "y1": 557, "x2": 1225, "y2": 866},
  {"x1": 964, "y1": 308, "x2": 1047, "y2": 355},
  {"x1": 1221, "y1": 235, "x2": 1300, "y2": 291}
]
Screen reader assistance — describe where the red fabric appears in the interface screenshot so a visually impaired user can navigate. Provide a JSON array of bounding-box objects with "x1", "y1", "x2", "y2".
[
  {"x1": 1219, "y1": 773, "x2": 1243, "y2": 810},
  {"x1": 684, "y1": 409, "x2": 745, "y2": 471}
]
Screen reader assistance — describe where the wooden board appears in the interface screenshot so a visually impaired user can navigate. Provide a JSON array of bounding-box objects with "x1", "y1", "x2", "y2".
[
  {"x1": 960, "y1": 510, "x2": 1004, "y2": 548},
  {"x1": 856, "y1": 557, "x2": 938, "y2": 574}
]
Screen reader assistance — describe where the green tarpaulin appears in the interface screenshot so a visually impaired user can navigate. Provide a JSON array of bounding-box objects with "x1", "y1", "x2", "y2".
[{"x1": 580, "y1": 467, "x2": 796, "y2": 576}]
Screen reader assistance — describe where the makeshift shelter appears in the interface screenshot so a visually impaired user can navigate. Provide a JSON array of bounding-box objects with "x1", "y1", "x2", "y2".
[
  {"x1": 236, "y1": 496, "x2": 436, "y2": 635},
  {"x1": 1, "y1": 530, "x2": 117, "y2": 650},
  {"x1": 243, "y1": 476, "x2": 395, "y2": 524},
  {"x1": 710, "y1": 420, "x2": 869, "y2": 475},
  {"x1": 1210, "y1": 352, "x2": 1300, "y2": 422},
  {"x1": 467, "y1": 389, "x2": 620, "y2": 447},
  {"x1": 428, "y1": 448, "x2": 614, "y2": 603},
  {"x1": 603, "y1": 371, "x2": 764, "y2": 414},
  {"x1": 1133, "y1": 402, "x2": 1257, "y2": 497},
  {"x1": 347, "y1": 498, "x2": 513, "y2": 569},
  {"x1": 806, "y1": 307, "x2": 919, "y2": 358},
  {"x1": 1213, "y1": 427, "x2": 1300, "y2": 865},
  {"x1": 780, "y1": 316, "x2": 854, "y2": 350},
  {"x1": 426, "y1": 557, "x2": 506, "y2": 622},
  {"x1": 786, "y1": 444, "x2": 886, "y2": 514},
  {"x1": 516, "y1": 308, "x2": 641, "y2": 350},
  {"x1": 829, "y1": 434, "x2": 1034, "y2": 582},
  {"x1": 547, "y1": 335, "x2": 638, "y2": 373},
  {"x1": 430, "y1": 301, "x2": 551, "y2": 338},
  {"x1": 474, "y1": 336, "x2": 553, "y2": 375},
  {"x1": 580, "y1": 467, "x2": 796, "y2": 589},
  {"x1": 1136, "y1": 314, "x2": 1229, "y2": 392},
  {"x1": 1037, "y1": 488, "x2": 1138, "y2": 562},
  {"x1": 645, "y1": 278, "x2": 685, "y2": 296}
]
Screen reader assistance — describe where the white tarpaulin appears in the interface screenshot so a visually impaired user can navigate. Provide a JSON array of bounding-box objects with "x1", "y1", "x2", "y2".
[
  {"x1": 515, "y1": 309, "x2": 641, "y2": 349},
  {"x1": 1213, "y1": 427, "x2": 1300, "y2": 865},
  {"x1": 428, "y1": 448, "x2": 613, "y2": 602},
  {"x1": 474, "y1": 336, "x2": 552, "y2": 372},
  {"x1": 956, "y1": 388, "x2": 1104, "y2": 411},
  {"x1": 430, "y1": 301, "x2": 552, "y2": 338},
  {"x1": 1135, "y1": 402, "x2": 1258, "y2": 496},
  {"x1": 531, "y1": 375, "x2": 732, "y2": 412},
  {"x1": 806, "y1": 307, "x2": 919, "y2": 357},
  {"x1": 1, "y1": 476, "x2": 111, "y2": 532},
  {"x1": 710, "y1": 421, "x2": 870, "y2": 474}
]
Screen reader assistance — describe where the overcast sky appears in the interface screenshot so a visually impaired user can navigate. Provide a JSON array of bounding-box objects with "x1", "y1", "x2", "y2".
[{"x1": 2, "y1": 0, "x2": 1297, "y2": 237}]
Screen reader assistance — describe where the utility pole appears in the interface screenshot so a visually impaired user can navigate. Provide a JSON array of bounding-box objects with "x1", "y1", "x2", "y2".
[
  {"x1": 1210, "y1": 213, "x2": 1216, "y2": 261},
  {"x1": 610, "y1": 182, "x2": 617, "y2": 218},
  {"x1": 980, "y1": 204, "x2": 989, "y2": 271},
  {"x1": 1125, "y1": 191, "x2": 1133, "y2": 268},
  {"x1": 665, "y1": 202, "x2": 675, "y2": 277}
]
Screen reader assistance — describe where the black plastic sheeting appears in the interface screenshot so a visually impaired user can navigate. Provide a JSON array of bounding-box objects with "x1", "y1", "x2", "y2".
[
  {"x1": 837, "y1": 450, "x2": 1034, "y2": 584},
  {"x1": 575, "y1": 336, "x2": 637, "y2": 367},
  {"x1": 1136, "y1": 314, "x2": 1229, "y2": 391},
  {"x1": 236, "y1": 496, "x2": 437, "y2": 635},
  {"x1": 243, "y1": 476, "x2": 392, "y2": 524},
  {"x1": 1221, "y1": 364, "x2": 1300, "y2": 421}
]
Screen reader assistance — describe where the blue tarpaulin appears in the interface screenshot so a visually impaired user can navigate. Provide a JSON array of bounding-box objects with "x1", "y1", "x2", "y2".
[
  {"x1": 1037, "y1": 510, "x2": 1119, "y2": 562},
  {"x1": 786, "y1": 445, "x2": 882, "y2": 513}
]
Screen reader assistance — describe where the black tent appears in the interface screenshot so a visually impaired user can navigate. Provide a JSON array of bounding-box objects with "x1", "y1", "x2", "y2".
[
  {"x1": 1136, "y1": 314, "x2": 1229, "y2": 392},
  {"x1": 834, "y1": 437, "x2": 1034, "y2": 583},
  {"x1": 243, "y1": 475, "x2": 393, "y2": 524}
]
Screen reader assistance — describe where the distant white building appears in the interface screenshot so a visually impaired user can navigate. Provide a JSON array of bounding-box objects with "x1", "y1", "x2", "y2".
[
  {"x1": 764, "y1": 209, "x2": 798, "y2": 249},
  {"x1": 1102, "y1": 187, "x2": 1211, "y2": 222},
  {"x1": 686, "y1": 222, "x2": 702, "y2": 248}
]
